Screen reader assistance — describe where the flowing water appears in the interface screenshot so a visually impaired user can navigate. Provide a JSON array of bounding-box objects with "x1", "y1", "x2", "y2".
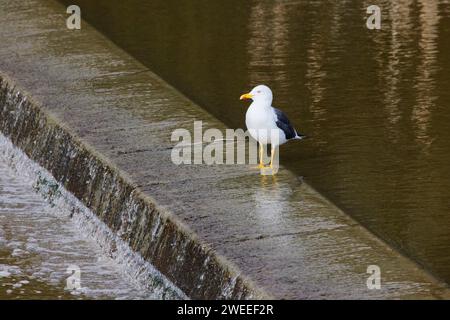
[
  {"x1": 58, "y1": 0, "x2": 450, "y2": 285},
  {"x1": 0, "y1": 144, "x2": 161, "y2": 299}
]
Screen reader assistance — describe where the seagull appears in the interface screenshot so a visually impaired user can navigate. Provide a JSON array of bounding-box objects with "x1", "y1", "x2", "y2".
[{"x1": 240, "y1": 85, "x2": 305, "y2": 170}]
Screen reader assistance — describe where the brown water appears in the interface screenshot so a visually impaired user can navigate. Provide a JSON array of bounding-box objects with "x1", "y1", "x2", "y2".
[{"x1": 58, "y1": 0, "x2": 450, "y2": 284}]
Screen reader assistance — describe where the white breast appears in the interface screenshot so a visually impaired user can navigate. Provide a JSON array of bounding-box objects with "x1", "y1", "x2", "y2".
[{"x1": 245, "y1": 103, "x2": 287, "y2": 146}]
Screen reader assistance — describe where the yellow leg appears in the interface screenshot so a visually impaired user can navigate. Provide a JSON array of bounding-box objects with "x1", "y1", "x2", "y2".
[
  {"x1": 257, "y1": 144, "x2": 265, "y2": 169},
  {"x1": 269, "y1": 147, "x2": 275, "y2": 169}
]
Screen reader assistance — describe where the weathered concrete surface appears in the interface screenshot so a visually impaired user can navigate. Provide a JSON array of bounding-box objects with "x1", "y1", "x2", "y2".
[{"x1": 0, "y1": 0, "x2": 449, "y2": 299}]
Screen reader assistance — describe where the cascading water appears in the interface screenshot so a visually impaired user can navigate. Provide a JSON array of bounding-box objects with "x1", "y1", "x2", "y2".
[{"x1": 0, "y1": 133, "x2": 186, "y2": 299}]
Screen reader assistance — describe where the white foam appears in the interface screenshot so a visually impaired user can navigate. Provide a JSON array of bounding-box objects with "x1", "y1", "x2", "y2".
[{"x1": 0, "y1": 133, "x2": 187, "y2": 299}]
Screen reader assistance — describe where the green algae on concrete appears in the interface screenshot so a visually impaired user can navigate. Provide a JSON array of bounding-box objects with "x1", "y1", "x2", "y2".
[{"x1": 1, "y1": 0, "x2": 450, "y2": 299}]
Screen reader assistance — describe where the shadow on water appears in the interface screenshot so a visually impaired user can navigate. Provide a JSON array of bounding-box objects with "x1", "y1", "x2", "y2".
[{"x1": 59, "y1": 0, "x2": 450, "y2": 284}]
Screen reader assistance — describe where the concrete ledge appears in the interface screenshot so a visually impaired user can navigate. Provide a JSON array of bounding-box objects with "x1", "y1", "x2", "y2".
[
  {"x1": 1, "y1": 0, "x2": 450, "y2": 299},
  {"x1": 0, "y1": 73, "x2": 268, "y2": 299}
]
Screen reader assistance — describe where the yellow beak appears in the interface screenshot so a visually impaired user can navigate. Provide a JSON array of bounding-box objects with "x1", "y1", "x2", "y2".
[{"x1": 240, "y1": 93, "x2": 253, "y2": 100}]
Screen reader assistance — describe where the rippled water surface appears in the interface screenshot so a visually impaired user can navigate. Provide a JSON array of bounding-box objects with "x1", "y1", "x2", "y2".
[
  {"x1": 0, "y1": 160, "x2": 153, "y2": 299},
  {"x1": 59, "y1": 0, "x2": 450, "y2": 284}
]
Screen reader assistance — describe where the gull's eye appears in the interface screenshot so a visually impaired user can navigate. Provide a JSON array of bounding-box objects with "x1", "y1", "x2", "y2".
[{"x1": 257, "y1": 90, "x2": 261, "y2": 93}]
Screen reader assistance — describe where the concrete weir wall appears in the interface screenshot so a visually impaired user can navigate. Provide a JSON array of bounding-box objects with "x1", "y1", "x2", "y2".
[
  {"x1": 1, "y1": 0, "x2": 450, "y2": 299},
  {"x1": 0, "y1": 75, "x2": 264, "y2": 299}
]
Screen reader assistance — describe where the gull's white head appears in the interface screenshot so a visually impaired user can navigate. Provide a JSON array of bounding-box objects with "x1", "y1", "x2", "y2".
[{"x1": 240, "y1": 85, "x2": 273, "y2": 105}]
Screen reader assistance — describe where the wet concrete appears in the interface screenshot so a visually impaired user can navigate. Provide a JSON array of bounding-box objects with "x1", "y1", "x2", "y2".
[
  {"x1": 1, "y1": 0, "x2": 450, "y2": 299},
  {"x1": 0, "y1": 153, "x2": 162, "y2": 300}
]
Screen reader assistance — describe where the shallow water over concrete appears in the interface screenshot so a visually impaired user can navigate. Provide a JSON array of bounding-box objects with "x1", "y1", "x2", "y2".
[
  {"x1": 60, "y1": 0, "x2": 450, "y2": 285},
  {"x1": 0, "y1": 157, "x2": 160, "y2": 299}
]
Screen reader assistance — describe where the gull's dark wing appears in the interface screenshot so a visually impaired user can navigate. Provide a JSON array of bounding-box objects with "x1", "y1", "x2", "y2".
[{"x1": 273, "y1": 107, "x2": 297, "y2": 140}]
